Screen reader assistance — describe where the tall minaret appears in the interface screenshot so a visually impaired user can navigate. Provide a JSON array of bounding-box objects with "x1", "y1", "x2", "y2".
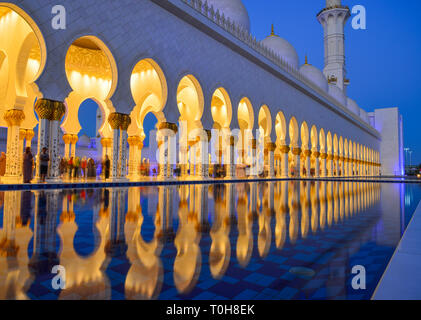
[{"x1": 317, "y1": 0, "x2": 351, "y2": 92}]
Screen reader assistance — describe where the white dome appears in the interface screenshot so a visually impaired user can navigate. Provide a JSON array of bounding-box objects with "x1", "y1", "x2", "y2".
[
  {"x1": 346, "y1": 98, "x2": 360, "y2": 115},
  {"x1": 261, "y1": 34, "x2": 299, "y2": 70},
  {"x1": 207, "y1": 0, "x2": 250, "y2": 32},
  {"x1": 328, "y1": 84, "x2": 347, "y2": 106},
  {"x1": 299, "y1": 62, "x2": 328, "y2": 91},
  {"x1": 77, "y1": 134, "x2": 91, "y2": 147}
]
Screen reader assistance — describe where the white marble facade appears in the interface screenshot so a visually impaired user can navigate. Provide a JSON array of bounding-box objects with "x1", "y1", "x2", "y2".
[{"x1": 0, "y1": 0, "x2": 404, "y2": 178}]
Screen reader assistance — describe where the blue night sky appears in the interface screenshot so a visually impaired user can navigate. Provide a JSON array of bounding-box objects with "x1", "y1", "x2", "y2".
[{"x1": 79, "y1": 0, "x2": 421, "y2": 165}]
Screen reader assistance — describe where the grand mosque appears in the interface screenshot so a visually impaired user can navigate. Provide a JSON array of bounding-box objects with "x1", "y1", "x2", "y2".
[{"x1": 0, "y1": 0, "x2": 404, "y2": 183}]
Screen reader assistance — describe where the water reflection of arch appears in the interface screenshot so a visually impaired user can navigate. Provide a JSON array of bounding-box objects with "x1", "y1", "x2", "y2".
[
  {"x1": 300, "y1": 181, "x2": 310, "y2": 239},
  {"x1": 124, "y1": 190, "x2": 164, "y2": 300},
  {"x1": 57, "y1": 190, "x2": 111, "y2": 299},
  {"x1": 236, "y1": 183, "x2": 253, "y2": 267},
  {"x1": 258, "y1": 182, "x2": 273, "y2": 258},
  {"x1": 310, "y1": 181, "x2": 319, "y2": 234},
  {"x1": 0, "y1": 190, "x2": 34, "y2": 299},
  {"x1": 173, "y1": 185, "x2": 201, "y2": 294},
  {"x1": 274, "y1": 181, "x2": 287, "y2": 249},
  {"x1": 288, "y1": 181, "x2": 299, "y2": 244},
  {"x1": 210, "y1": 184, "x2": 231, "y2": 279}
]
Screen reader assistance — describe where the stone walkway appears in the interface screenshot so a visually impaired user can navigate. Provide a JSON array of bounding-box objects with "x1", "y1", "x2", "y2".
[{"x1": 373, "y1": 200, "x2": 421, "y2": 300}]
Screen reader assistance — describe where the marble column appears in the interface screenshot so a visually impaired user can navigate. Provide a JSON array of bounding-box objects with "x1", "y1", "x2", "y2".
[
  {"x1": 25, "y1": 129, "x2": 34, "y2": 150},
  {"x1": 108, "y1": 113, "x2": 121, "y2": 181},
  {"x1": 127, "y1": 136, "x2": 141, "y2": 180},
  {"x1": 179, "y1": 145, "x2": 189, "y2": 177},
  {"x1": 2, "y1": 109, "x2": 25, "y2": 183},
  {"x1": 197, "y1": 130, "x2": 211, "y2": 179},
  {"x1": 249, "y1": 139, "x2": 257, "y2": 177},
  {"x1": 320, "y1": 153, "x2": 327, "y2": 177},
  {"x1": 34, "y1": 100, "x2": 55, "y2": 182},
  {"x1": 333, "y1": 154, "x2": 339, "y2": 177},
  {"x1": 101, "y1": 138, "x2": 112, "y2": 159},
  {"x1": 18, "y1": 128, "x2": 26, "y2": 179},
  {"x1": 313, "y1": 150, "x2": 320, "y2": 178},
  {"x1": 157, "y1": 122, "x2": 177, "y2": 180},
  {"x1": 62, "y1": 134, "x2": 72, "y2": 160},
  {"x1": 225, "y1": 136, "x2": 236, "y2": 179},
  {"x1": 327, "y1": 154, "x2": 334, "y2": 177},
  {"x1": 119, "y1": 114, "x2": 131, "y2": 180},
  {"x1": 291, "y1": 147, "x2": 301, "y2": 178},
  {"x1": 303, "y1": 149, "x2": 311, "y2": 178},
  {"x1": 266, "y1": 142, "x2": 276, "y2": 178},
  {"x1": 280, "y1": 145, "x2": 290, "y2": 178},
  {"x1": 70, "y1": 135, "x2": 78, "y2": 158},
  {"x1": 48, "y1": 102, "x2": 66, "y2": 182}
]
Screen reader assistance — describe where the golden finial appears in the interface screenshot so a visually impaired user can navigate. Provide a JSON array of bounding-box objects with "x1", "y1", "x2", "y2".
[
  {"x1": 270, "y1": 24, "x2": 275, "y2": 36},
  {"x1": 305, "y1": 55, "x2": 308, "y2": 65}
]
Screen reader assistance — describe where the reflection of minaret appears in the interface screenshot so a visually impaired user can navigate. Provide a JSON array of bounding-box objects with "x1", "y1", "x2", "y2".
[
  {"x1": 317, "y1": 0, "x2": 351, "y2": 92},
  {"x1": 96, "y1": 107, "x2": 103, "y2": 157},
  {"x1": 29, "y1": 191, "x2": 60, "y2": 276}
]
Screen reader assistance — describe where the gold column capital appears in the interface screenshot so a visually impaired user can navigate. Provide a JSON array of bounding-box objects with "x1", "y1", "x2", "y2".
[
  {"x1": 303, "y1": 149, "x2": 312, "y2": 157},
  {"x1": 108, "y1": 112, "x2": 122, "y2": 130},
  {"x1": 35, "y1": 99, "x2": 65, "y2": 121},
  {"x1": 19, "y1": 128, "x2": 27, "y2": 140},
  {"x1": 25, "y1": 129, "x2": 35, "y2": 141},
  {"x1": 4, "y1": 109, "x2": 25, "y2": 127},
  {"x1": 265, "y1": 142, "x2": 276, "y2": 152},
  {"x1": 120, "y1": 114, "x2": 131, "y2": 131},
  {"x1": 280, "y1": 145, "x2": 290, "y2": 154},
  {"x1": 291, "y1": 147, "x2": 301, "y2": 156},
  {"x1": 63, "y1": 133, "x2": 72, "y2": 144},
  {"x1": 158, "y1": 122, "x2": 178, "y2": 133},
  {"x1": 70, "y1": 134, "x2": 79, "y2": 144},
  {"x1": 312, "y1": 151, "x2": 320, "y2": 158},
  {"x1": 101, "y1": 137, "x2": 112, "y2": 148}
]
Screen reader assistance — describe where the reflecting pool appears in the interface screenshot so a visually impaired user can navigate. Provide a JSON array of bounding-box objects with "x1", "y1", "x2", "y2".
[{"x1": 0, "y1": 181, "x2": 420, "y2": 300}]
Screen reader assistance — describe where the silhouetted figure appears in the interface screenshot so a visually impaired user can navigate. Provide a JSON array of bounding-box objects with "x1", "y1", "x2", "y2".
[
  {"x1": 40, "y1": 147, "x2": 49, "y2": 183},
  {"x1": 23, "y1": 147, "x2": 34, "y2": 183},
  {"x1": 104, "y1": 155, "x2": 110, "y2": 179}
]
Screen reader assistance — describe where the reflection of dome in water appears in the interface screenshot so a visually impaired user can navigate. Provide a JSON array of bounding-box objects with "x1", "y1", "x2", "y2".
[{"x1": 206, "y1": 0, "x2": 250, "y2": 32}]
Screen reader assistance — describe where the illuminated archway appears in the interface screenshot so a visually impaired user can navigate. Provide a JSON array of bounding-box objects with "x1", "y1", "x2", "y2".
[
  {"x1": 319, "y1": 129, "x2": 326, "y2": 177},
  {"x1": 310, "y1": 125, "x2": 318, "y2": 176},
  {"x1": 237, "y1": 97, "x2": 254, "y2": 165},
  {"x1": 211, "y1": 88, "x2": 232, "y2": 169},
  {"x1": 127, "y1": 59, "x2": 168, "y2": 176},
  {"x1": 177, "y1": 75, "x2": 204, "y2": 177},
  {"x1": 0, "y1": 4, "x2": 46, "y2": 130},
  {"x1": 62, "y1": 36, "x2": 118, "y2": 148},
  {"x1": 300, "y1": 122, "x2": 309, "y2": 177},
  {"x1": 288, "y1": 117, "x2": 299, "y2": 177}
]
